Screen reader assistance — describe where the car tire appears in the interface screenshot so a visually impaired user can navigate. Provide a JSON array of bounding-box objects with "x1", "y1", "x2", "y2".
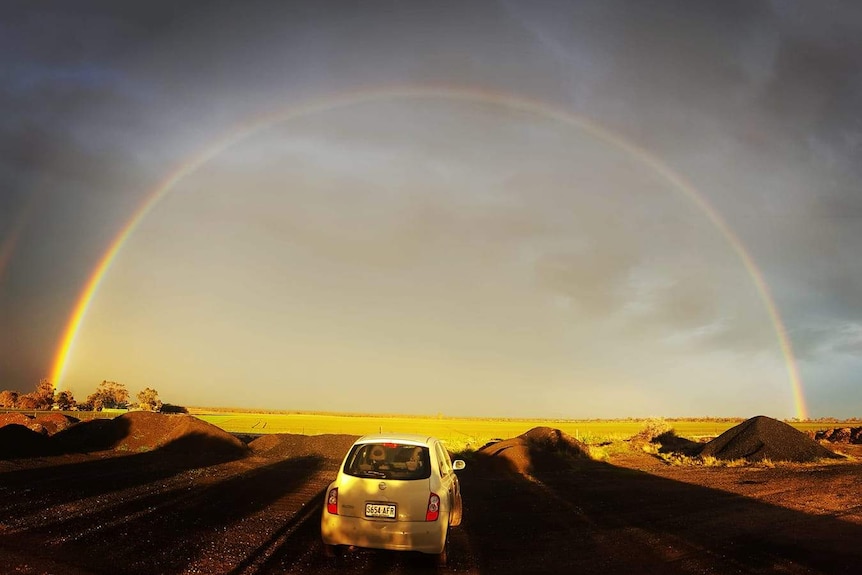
[
  {"x1": 449, "y1": 494, "x2": 463, "y2": 527},
  {"x1": 323, "y1": 544, "x2": 341, "y2": 561}
]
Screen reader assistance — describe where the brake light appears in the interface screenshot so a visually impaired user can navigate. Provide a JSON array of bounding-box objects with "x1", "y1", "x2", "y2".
[
  {"x1": 425, "y1": 492, "x2": 440, "y2": 521},
  {"x1": 327, "y1": 488, "x2": 338, "y2": 515}
]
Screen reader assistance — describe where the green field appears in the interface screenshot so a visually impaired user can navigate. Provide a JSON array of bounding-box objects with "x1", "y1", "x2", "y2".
[{"x1": 188, "y1": 409, "x2": 841, "y2": 450}]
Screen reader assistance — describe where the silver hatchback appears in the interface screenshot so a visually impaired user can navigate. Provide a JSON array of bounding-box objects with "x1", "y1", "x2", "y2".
[{"x1": 320, "y1": 433, "x2": 465, "y2": 564}]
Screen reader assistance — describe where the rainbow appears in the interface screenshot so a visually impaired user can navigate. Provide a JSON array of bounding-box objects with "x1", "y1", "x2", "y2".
[{"x1": 48, "y1": 85, "x2": 809, "y2": 419}]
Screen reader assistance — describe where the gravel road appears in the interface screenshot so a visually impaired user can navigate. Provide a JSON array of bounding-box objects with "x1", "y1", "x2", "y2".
[{"x1": 2, "y1": 440, "x2": 861, "y2": 574}]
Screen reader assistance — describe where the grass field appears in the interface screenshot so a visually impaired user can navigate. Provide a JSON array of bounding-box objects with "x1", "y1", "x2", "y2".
[{"x1": 187, "y1": 409, "x2": 841, "y2": 450}]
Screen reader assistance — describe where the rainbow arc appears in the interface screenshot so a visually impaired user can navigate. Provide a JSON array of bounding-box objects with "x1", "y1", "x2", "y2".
[{"x1": 48, "y1": 85, "x2": 809, "y2": 419}]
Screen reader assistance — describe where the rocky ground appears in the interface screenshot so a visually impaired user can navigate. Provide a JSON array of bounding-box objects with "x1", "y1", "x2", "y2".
[{"x1": 1, "y1": 414, "x2": 861, "y2": 574}]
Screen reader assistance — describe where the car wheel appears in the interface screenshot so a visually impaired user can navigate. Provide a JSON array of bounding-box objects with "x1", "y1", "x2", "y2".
[
  {"x1": 323, "y1": 544, "x2": 341, "y2": 561},
  {"x1": 449, "y1": 494, "x2": 463, "y2": 527}
]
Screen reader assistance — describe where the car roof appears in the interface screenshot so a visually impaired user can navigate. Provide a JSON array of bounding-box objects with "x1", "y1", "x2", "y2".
[{"x1": 354, "y1": 433, "x2": 435, "y2": 447}]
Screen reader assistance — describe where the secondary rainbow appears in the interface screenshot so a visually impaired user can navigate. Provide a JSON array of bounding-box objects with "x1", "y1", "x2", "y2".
[{"x1": 49, "y1": 85, "x2": 809, "y2": 419}]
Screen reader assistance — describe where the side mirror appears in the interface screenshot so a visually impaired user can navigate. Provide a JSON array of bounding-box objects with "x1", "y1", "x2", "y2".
[{"x1": 452, "y1": 459, "x2": 466, "y2": 471}]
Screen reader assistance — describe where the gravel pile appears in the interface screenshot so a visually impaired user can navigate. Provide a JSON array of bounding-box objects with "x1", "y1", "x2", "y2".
[
  {"x1": 477, "y1": 426, "x2": 590, "y2": 475},
  {"x1": 1, "y1": 413, "x2": 81, "y2": 436},
  {"x1": 0, "y1": 413, "x2": 46, "y2": 434},
  {"x1": 51, "y1": 417, "x2": 125, "y2": 452},
  {"x1": 249, "y1": 433, "x2": 357, "y2": 463},
  {"x1": 52, "y1": 411, "x2": 249, "y2": 460},
  {"x1": 813, "y1": 427, "x2": 862, "y2": 444},
  {"x1": 700, "y1": 416, "x2": 842, "y2": 463},
  {"x1": 0, "y1": 424, "x2": 54, "y2": 458},
  {"x1": 35, "y1": 413, "x2": 79, "y2": 435},
  {"x1": 4, "y1": 413, "x2": 366, "y2": 463}
]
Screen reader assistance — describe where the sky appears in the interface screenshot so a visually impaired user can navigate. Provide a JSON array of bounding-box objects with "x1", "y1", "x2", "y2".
[{"x1": 2, "y1": 0, "x2": 861, "y2": 419}]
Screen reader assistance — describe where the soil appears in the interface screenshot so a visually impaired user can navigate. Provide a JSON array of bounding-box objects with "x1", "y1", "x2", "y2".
[
  {"x1": 0, "y1": 413, "x2": 46, "y2": 435},
  {"x1": 699, "y1": 416, "x2": 842, "y2": 462},
  {"x1": 476, "y1": 426, "x2": 590, "y2": 475},
  {"x1": 34, "y1": 413, "x2": 79, "y2": 436},
  {"x1": 0, "y1": 425, "x2": 54, "y2": 459},
  {"x1": 248, "y1": 433, "x2": 358, "y2": 462},
  {"x1": 1, "y1": 415, "x2": 861, "y2": 574},
  {"x1": 814, "y1": 427, "x2": 862, "y2": 444}
]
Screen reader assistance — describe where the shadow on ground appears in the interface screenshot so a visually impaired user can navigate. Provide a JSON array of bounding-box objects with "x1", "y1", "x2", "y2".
[
  {"x1": 0, "y1": 432, "x2": 248, "y2": 516},
  {"x1": 5, "y1": 429, "x2": 861, "y2": 574},
  {"x1": 0, "y1": 435, "x2": 322, "y2": 575},
  {"x1": 461, "y1": 448, "x2": 862, "y2": 575}
]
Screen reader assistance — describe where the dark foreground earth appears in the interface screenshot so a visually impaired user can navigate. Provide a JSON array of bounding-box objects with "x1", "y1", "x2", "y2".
[{"x1": 1, "y1": 425, "x2": 861, "y2": 575}]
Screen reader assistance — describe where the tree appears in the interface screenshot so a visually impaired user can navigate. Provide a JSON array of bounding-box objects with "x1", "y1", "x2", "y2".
[
  {"x1": 136, "y1": 387, "x2": 162, "y2": 412},
  {"x1": 55, "y1": 390, "x2": 77, "y2": 410},
  {"x1": 12, "y1": 379, "x2": 55, "y2": 410},
  {"x1": 86, "y1": 380, "x2": 129, "y2": 410},
  {"x1": 161, "y1": 403, "x2": 188, "y2": 414},
  {"x1": 34, "y1": 378, "x2": 54, "y2": 409},
  {"x1": 0, "y1": 390, "x2": 19, "y2": 408},
  {"x1": 16, "y1": 393, "x2": 41, "y2": 409}
]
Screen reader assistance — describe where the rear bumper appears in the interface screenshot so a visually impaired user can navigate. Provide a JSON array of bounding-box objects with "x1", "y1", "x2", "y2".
[{"x1": 320, "y1": 512, "x2": 447, "y2": 554}]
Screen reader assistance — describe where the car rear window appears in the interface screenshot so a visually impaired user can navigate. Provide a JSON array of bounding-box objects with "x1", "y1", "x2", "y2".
[{"x1": 343, "y1": 443, "x2": 432, "y2": 480}]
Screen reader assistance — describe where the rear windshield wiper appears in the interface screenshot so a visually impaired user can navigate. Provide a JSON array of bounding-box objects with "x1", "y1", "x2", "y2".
[{"x1": 356, "y1": 469, "x2": 386, "y2": 478}]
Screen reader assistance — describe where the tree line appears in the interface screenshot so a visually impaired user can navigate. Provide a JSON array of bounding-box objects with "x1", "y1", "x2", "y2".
[{"x1": 0, "y1": 379, "x2": 164, "y2": 412}]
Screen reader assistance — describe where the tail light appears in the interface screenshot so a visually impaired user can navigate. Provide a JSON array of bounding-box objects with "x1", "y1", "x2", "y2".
[
  {"x1": 425, "y1": 492, "x2": 440, "y2": 521},
  {"x1": 327, "y1": 488, "x2": 338, "y2": 515}
]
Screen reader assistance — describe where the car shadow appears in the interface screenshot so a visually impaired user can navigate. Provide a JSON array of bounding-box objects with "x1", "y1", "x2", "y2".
[
  {"x1": 0, "y1": 450, "x2": 325, "y2": 575},
  {"x1": 0, "y1": 431, "x2": 249, "y2": 517},
  {"x1": 461, "y1": 451, "x2": 862, "y2": 574},
  {"x1": 253, "y1": 507, "x2": 450, "y2": 575}
]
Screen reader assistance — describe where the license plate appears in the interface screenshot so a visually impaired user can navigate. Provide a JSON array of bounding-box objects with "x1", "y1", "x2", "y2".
[{"x1": 365, "y1": 503, "x2": 396, "y2": 518}]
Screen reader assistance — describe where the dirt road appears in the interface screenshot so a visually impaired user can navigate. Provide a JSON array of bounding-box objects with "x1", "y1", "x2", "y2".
[{"x1": 1, "y1": 441, "x2": 861, "y2": 574}]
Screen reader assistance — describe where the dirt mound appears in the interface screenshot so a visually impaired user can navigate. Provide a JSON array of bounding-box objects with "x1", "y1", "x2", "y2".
[
  {"x1": 53, "y1": 412, "x2": 249, "y2": 461},
  {"x1": 814, "y1": 427, "x2": 862, "y2": 444},
  {"x1": 116, "y1": 411, "x2": 250, "y2": 461},
  {"x1": 0, "y1": 413, "x2": 46, "y2": 434},
  {"x1": 35, "y1": 413, "x2": 79, "y2": 435},
  {"x1": 0, "y1": 424, "x2": 54, "y2": 459},
  {"x1": 52, "y1": 417, "x2": 131, "y2": 453},
  {"x1": 653, "y1": 430, "x2": 705, "y2": 456},
  {"x1": 249, "y1": 433, "x2": 358, "y2": 462},
  {"x1": 477, "y1": 426, "x2": 590, "y2": 475},
  {"x1": 116, "y1": 411, "x2": 245, "y2": 452},
  {"x1": 700, "y1": 416, "x2": 842, "y2": 463}
]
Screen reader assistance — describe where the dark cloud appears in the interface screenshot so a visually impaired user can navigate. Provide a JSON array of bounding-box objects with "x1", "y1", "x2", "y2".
[{"x1": 2, "y1": 0, "x2": 861, "y2": 415}]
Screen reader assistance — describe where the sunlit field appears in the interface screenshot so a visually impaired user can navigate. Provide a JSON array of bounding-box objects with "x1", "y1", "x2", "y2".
[{"x1": 187, "y1": 408, "x2": 837, "y2": 451}]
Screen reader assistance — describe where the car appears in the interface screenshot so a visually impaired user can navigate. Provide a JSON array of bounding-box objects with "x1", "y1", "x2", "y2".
[{"x1": 320, "y1": 433, "x2": 466, "y2": 564}]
